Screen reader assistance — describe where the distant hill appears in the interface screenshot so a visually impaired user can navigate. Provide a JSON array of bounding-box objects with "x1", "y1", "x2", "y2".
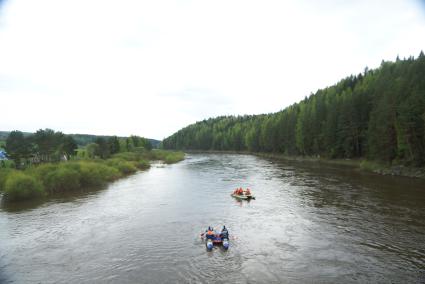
[
  {"x1": 68, "y1": 133, "x2": 161, "y2": 148},
  {"x1": 0, "y1": 131, "x2": 32, "y2": 140},
  {"x1": 0, "y1": 131, "x2": 161, "y2": 148}
]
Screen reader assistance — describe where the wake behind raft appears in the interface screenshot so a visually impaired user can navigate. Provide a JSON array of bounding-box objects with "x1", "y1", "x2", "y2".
[{"x1": 201, "y1": 226, "x2": 229, "y2": 251}]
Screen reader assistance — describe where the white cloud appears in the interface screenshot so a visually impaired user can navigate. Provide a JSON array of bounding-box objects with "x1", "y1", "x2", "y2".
[{"x1": 1, "y1": 0, "x2": 424, "y2": 139}]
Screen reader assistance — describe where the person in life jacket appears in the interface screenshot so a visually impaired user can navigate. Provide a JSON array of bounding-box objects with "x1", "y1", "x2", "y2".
[
  {"x1": 220, "y1": 226, "x2": 229, "y2": 239},
  {"x1": 245, "y1": 188, "x2": 251, "y2": 195},
  {"x1": 206, "y1": 226, "x2": 214, "y2": 240}
]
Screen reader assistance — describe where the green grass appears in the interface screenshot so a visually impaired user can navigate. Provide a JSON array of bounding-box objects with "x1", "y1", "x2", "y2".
[
  {"x1": 359, "y1": 160, "x2": 388, "y2": 172},
  {"x1": 106, "y1": 159, "x2": 138, "y2": 175},
  {"x1": 134, "y1": 159, "x2": 150, "y2": 170},
  {"x1": 3, "y1": 171, "x2": 45, "y2": 201},
  {"x1": 111, "y1": 152, "x2": 142, "y2": 161},
  {"x1": 0, "y1": 160, "x2": 15, "y2": 169},
  {"x1": 0, "y1": 168, "x2": 16, "y2": 192},
  {"x1": 0, "y1": 150, "x2": 184, "y2": 202},
  {"x1": 78, "y1": 161, "x2": 122, "y2": 186},
  {"x1": 44, "y1": 167, "x2": 81, "y2": 194},
  {"x1": 149, "y1": 150, "x2": 185, "y2": 164}
]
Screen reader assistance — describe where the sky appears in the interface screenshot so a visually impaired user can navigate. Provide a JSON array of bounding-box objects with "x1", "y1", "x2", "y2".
[{"x1": 0, "y1": 0, "x2": 425, "y2": 139}]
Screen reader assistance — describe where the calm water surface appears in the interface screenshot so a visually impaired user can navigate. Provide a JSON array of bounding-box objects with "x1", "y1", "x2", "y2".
[{"x1": 1, "y1": 154, "x2": 424, "y2": 283}]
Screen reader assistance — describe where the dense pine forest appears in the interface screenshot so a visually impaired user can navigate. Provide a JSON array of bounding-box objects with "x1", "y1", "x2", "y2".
[{"x1": 162, "y1": 53, "x2": 425, "y2": 167}]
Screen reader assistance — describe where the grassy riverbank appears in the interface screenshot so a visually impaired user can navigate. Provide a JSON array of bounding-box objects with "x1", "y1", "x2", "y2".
[
  {"x1": 256, "y1": 152, "x2": 425, "y2": 179},
  {"x1": 0, "y1": 150, "x2": 185, "y2": 202},
  {"x1": 187, "y1": 150, "x2": 425, "y2": 179},
  {"x1": 257, "y1": 152, "x2": 361, "y2": 167}
]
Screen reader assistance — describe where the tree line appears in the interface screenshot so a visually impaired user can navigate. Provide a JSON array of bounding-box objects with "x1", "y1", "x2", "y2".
[
  {"x1": 162, "y1": 53, "x2": 425, "y2": 167},
  {"x1": 4, "y1": 129, "x2": 153, "y2": 168},
  {"x1": 82, "y1": 134, "x2": 152, "y2": 159}
]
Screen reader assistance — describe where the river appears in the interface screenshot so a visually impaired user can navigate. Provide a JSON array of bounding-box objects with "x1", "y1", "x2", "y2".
[{"x1": 1, "y1": 154, "x2": 424, "y2": 283}]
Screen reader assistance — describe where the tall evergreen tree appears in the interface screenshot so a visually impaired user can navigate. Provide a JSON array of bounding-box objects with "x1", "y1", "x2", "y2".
[{"x1": 5, "y1": 131, "x2": 32, "y2": 168}]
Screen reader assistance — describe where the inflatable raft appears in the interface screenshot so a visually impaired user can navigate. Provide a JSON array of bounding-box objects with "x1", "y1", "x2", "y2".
[
  {"x1": 203, "y1": 229, "x2": 230, "y2": 251},
  {"x1": 231, "y1": 193, "x2": 255, "y2": 200}
]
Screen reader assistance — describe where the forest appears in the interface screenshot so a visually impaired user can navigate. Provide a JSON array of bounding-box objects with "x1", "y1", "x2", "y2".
[{"x1": 162, "y1": 53, "x2": 425, "y2": 167}]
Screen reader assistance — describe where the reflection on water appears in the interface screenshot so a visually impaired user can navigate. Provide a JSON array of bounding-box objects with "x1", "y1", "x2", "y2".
[
  {"x1": 1, "y1": 154, "x2": 424, "y2": 283},
  {"x1": 0, "y1": 186, "x2": 106, "y2": 213}
]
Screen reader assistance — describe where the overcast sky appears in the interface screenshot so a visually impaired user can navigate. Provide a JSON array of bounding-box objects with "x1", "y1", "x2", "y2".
[{"x1": 1, "y1": 0, "x2": 424, "y2": 139}]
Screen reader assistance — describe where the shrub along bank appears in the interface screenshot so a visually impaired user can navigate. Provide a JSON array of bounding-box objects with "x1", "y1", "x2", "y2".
[{"x1": 0, "y1": 150, "x2": 185, "y2": 202}]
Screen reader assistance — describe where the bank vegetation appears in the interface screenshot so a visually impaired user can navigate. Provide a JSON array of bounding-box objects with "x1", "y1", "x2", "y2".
[{"x1": 0, "y1": 130, "x2": 184, "y2": 202}]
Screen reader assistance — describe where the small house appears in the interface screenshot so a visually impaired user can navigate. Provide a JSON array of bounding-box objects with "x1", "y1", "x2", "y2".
[{"x1": 0, "y1": 150, "x2": 8, "y2": 160}]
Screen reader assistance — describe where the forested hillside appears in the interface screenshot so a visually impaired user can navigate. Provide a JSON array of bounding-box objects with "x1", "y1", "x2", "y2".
[{"x1": 162, "y1": 53, "x2": 425, "y2": 166}]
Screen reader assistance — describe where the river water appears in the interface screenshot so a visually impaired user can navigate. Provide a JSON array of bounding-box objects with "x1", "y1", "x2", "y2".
[{"x1": 0, "y1": 154, "x2": 424, "y2": 283}]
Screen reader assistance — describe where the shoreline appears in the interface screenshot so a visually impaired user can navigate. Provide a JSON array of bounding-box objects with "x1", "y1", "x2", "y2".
[
  {"x1": 0, "y1": 150, "x2": 185, "y2": 203},
  {"x1": 257, "y1": 153, "x2": 425, "y2": 179},
  {"x1": 183, "y1": 150, "x2": 425, "y2": 179}
]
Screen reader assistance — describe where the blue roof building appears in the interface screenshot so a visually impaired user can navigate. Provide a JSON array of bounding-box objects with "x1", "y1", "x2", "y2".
[{"x1": 0, "y1": 150, "x2": 8, "y2": 160}]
